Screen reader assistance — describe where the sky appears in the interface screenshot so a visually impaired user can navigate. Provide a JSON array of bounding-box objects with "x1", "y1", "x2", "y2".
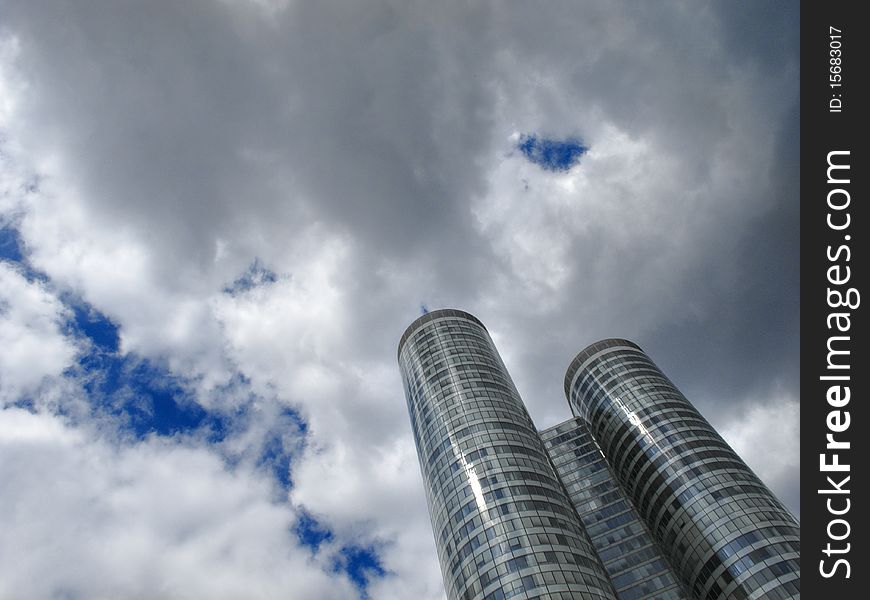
[{"x1": 0, "y1": 2, "x2": 799, "y2": 599}]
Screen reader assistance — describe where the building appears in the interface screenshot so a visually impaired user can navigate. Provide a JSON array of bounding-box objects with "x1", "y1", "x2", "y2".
[
  {"x1": 398, "y1": 310, "x2": 619, "y2": 600},
  {"x1": 564, "y1": 340, "x2": 800, "y2": 599},
  {"x1": 541, "y1": 418, "x2": 688, "y2": 600},
  {"x1": 398, "y1": 310, "x2": 800, "y2": 600}
]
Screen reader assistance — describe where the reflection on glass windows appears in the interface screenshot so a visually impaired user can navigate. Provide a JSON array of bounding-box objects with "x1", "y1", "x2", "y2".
[
  {"x1": 399, "y1": 310, "x2": 617, "y2": 600},
  {"x1": 399, "y1": 313, "x2": 799, "y2": 600},
  {"x1": 542, "y1": 418, "x2": 689, "y2": 600},
  {"x1": 565, "y1": 340, "x2": 800, "y2": 600}
]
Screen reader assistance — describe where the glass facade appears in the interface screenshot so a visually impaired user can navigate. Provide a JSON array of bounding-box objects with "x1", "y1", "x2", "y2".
[
  {"x1": 399, "y1": 311, "x2": 800, "y2": 600},
  {"x1": 398, "y1": 310, "x2": 618, "y2": 600},
  {"x1": 541, "y1": 418, "x2": 689, "y2": 600},
  {"x1": 565, "y1": 339, "x2": 800, "y2": 600}
]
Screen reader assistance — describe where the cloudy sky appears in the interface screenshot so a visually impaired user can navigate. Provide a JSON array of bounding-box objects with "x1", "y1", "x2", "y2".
[{"x1": 0, "y1": 2, "x2": 799, "y2": 598}]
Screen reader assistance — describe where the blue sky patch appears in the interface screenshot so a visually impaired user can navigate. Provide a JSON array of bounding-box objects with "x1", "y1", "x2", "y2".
[
  {"x1": 518, "y1": 134, "x2": 587, "y2": 171},
  {"x1": 63, "y1": 300, "x2": 212, "y2": 439},
  {"x1": 223, "y1": 258, "x2": 279, "y2": 295},
  {"x1": 61, "y1": 295, "x2": 309, "y2": 487},
  {"x1": 334, "y1": 544, "x2": 387, "y2": 597},
  {"x1": 3, "y1": 227, "x2": 373, "y2": 588},
  {"x1": 256, "y1": 411, "x2": 305, "y2": 490},
  {"x1": 0, "y1": 226, "x2": 25, "y2": 263},
  {"x1": 295, "y1": 511, "x2": 387, "y2": 597},
  {"x1": 0, "y1": 225, "x2": 46, "y2": 282},
  {"x1": 98, "y1": 358, "x2": 207, "y2": 438},
  {"x1": 71, "y1": 304, "x2": 120, "y2": 353},
  {"x1": 3, "y1": 225, "x2": 303, "y2": 487},
  {"x1": 295, "y1": 510, "x2": 335, "y2": 552}
]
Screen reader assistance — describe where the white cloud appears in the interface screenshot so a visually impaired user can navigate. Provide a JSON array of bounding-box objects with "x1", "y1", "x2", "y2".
[
  {"x1": 0, "y1": 408, "x2": 359, "y2": 600},
  {"x1": 214, "y1": 240, "x2": 447, "y2": 597},
  {"x1": 717, "y1": 392, "x2": 800, "y2": 518},
  {"x1": 0, "y1": 263, "x2": 77, "y2": 403},
  {"x1": 14, "y1": 180, "x2": 236, "y2": 395},
  {"x1": 292, "y1": 435, "x2": 446, "y2": 599},
  {"x1": 0, "y1": 1, "x2": 799, "y2": 596}
]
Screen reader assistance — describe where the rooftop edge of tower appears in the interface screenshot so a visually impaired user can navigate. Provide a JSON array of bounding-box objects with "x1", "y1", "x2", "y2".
[
  {"x1": 564, "y1": 338, "x2": 643, "y2": 400},
  {"x1": 397, "y1": 308, "x2": 486, "y2": 362}
]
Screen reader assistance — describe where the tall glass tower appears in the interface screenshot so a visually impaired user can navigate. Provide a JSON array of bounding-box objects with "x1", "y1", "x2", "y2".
[
  {"x1": 399, "y1": 311, "x2": 799, "y2": 600},
  {"x1": 565, "y1": 339, "x2": 800, "y2": 600},
  {"x1": 541, "y1": 418, "x2": 689, "y2": 600},
  {"x1": 398, "y1": 310, "x2": 618, "y2": 600}
]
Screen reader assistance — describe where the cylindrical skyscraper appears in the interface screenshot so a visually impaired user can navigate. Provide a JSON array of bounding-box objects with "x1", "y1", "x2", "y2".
[
  {"x1": 565, "y1": 339, "x2": 800, "y2": 600},
  {"x1": 399, "y1": 310, "x2": 617, "y2": 600}
]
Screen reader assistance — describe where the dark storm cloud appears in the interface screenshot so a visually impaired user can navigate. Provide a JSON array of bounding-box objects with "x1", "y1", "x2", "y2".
[
  {"x1": 645, "y1": 96, "x2": 800, "y2": 411},
  {"x1": 2, "y1": 1, "x2": 498, "y2": 269}
]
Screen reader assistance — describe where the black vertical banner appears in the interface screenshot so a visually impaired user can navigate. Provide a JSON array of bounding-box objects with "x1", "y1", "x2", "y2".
[{"x1": 802, "y1": 2, "x2": 867, "y2": 598}]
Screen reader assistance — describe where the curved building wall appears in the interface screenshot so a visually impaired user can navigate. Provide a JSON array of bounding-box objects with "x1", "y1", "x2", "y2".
[
  {"x1": 541, "y1": 418, "x2": 689, "y2": 600},
  {"x1": 399, "y1": 310, "x2": 617, "y2": 600},
  {"x1": 564, "y1": 340, "x2": 800, "y2": 600}
]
